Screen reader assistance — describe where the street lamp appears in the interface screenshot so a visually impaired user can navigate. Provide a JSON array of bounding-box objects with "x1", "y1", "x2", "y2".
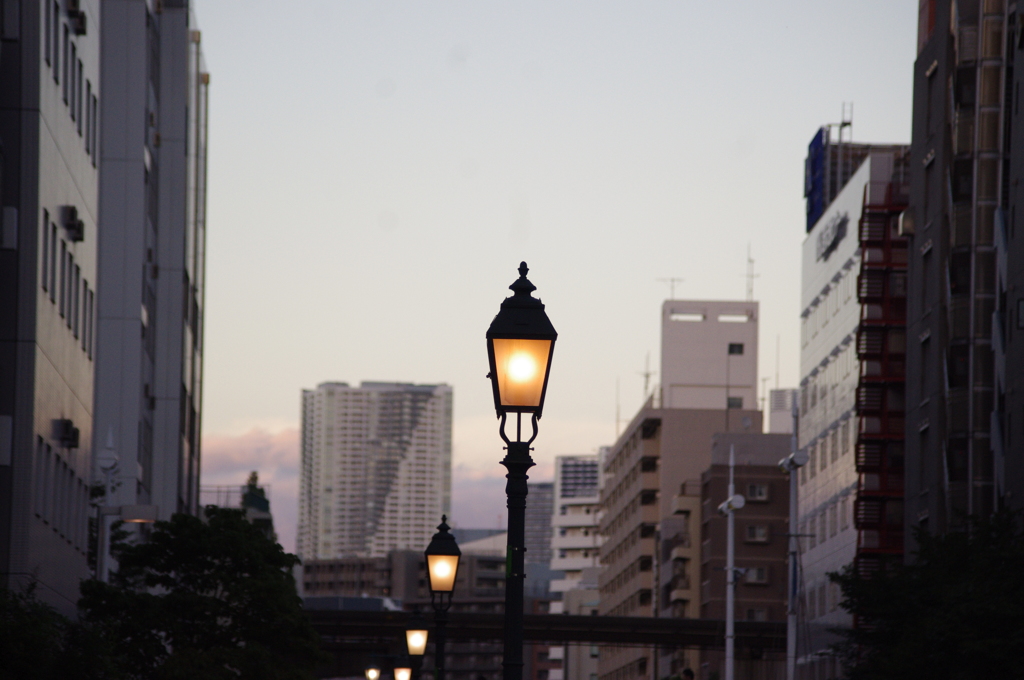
[
  {"x1": 485, "y1": 261, "x2": 557, "y2": 680},
  {"x1": 365, "y1": 665, "x2": 381, "y2": 680},
  {"x1": 96, "y1": 504, "x2": 159, "y2": 581},
  {"x1": 406, "y1": 611, "x2": 429, "y2": 680},
  {"x1": 425, "y1": 516, "x2": 461, "y2": 680},
  {"x1": 394, "y1": 662, "x2": 412, "y2": 680}
]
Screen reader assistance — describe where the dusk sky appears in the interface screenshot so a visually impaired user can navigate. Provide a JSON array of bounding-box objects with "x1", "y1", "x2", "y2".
[{"x1": 195, "y1": 2, "x2": 918, "y2": 553}]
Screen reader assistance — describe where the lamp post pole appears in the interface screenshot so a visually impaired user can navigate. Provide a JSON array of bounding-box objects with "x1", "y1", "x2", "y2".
[
  {"x1": 485, "y1": 262, "x2": 557, "y2": 680},
  {"x1": 501, "y1": 419, "x2": 534, "y2": 680}
]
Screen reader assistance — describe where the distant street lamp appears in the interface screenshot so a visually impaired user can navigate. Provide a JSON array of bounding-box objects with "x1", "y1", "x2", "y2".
[
  {"x1": 394, "y1": 662, "x2": 412, "y2": 680},
  {"x1": 425, "y1": 516, "x2": 461, "y2": 680},
  {"x1": 406, "y1": 611, "x2": 429, "y2": 680},
  {"x1": 485, "y1": 262, "x2": 557, "y2": 680},
  {"x1": 365, "y1": 665, "x2": 381, "y2": 680},
  {"x1": 96, "y1": 504, "x2": 159, "y2": 581}
]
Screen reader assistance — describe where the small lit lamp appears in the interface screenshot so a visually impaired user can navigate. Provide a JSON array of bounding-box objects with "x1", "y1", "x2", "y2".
[
  {"x1": 394, "y1": 664, "x2": 412, "y2": 680},
  {"x1": 424, "y1": 516, "x2": 461, "y2": 680},
  {"x1": 485, "y1": 262, "x2": 556, "y2": 680},
  {"x1": 365, "y1": 665, "x2": 381, "y2": 680},
  {"x1": 406, "y1": 611, "x2": 429, "y2": 680}
]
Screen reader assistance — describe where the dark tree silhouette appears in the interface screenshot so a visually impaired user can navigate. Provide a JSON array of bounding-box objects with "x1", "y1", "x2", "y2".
[
  {"x1": 79, "y1": 507, "x2": 328, "y2": 680},
  {"x1": 830, "y1": 511, "x2": 1024, "y2": 680}
]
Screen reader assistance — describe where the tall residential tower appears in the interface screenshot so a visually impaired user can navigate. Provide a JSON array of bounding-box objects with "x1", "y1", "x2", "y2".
[{"x1": 297, "y1": 382, "x2": 452, "y2": 559}]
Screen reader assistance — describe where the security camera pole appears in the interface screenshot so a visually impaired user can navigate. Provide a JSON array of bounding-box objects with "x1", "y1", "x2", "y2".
[
  {"x1": 778, "y1": 392, "x2": 808, "y2": 680},
  {"x1": 717, "y1": 445, "x2": 745, "y2": 680}
]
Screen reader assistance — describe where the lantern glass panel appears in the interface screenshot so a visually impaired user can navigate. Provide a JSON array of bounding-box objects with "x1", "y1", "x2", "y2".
[
  {"x1": 395, "y1": 668, "x2": 412, "y2": 680},
  {"x1": 407, "y1": 628, "x2": 428, "y2": 655},
  {"x1": 426, "y1": 553, "x2": 459, "y2": 592},
  {"x1": 491, "y1": 338, "x2": 551, "y2": 408}
]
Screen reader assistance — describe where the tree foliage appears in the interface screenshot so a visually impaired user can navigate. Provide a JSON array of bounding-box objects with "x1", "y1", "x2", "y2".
[
  {"x1": 79, "y1": 507, "x2": 328, "y2": 679},
  {"x1": 830, "y1": 511, "x2": 1024, "y2": 680}
]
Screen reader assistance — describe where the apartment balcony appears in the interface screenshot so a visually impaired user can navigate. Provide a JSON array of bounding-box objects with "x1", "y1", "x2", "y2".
[
  {"x1": 551, "y1": 556, "x2": 600, "y2": 572},
  {"x1": 669, "y1": 587, "x2": 693, "y2": 604},
  {"x1": 551, "y1": 534, "x2": 602, "y2": 550}
]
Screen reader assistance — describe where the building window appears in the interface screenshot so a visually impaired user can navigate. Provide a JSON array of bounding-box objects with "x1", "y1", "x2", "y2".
[
  {"x1": 745, "y1": 567, "x2": 768, "y2": 584},
  {"x1": 727, "y1": 396, "x2": 743, "y2": 409},
  {"x1": 76, "y1": 59, "x2": 83, "y2": 135},
  {"x1": 728, "y1": 343, "x2": 744, "y2": 355},
  {"x1": 747, "y1": 483, "x2": 769, "y2": 501},
  {"x1": 44, "y1": 1, "x2": 52, "y2": 66},
  {"x1": 41, "y1": 209, "x2": 49, "y2": 291},
  {"x1": 62, "y1": 26, "x2": 69, "y2": 103},
  {"x1": 69, "y1": 42, "x2": 76, "y2": 118},
  {"x1": 59, "y1": 240, "x2": 66, "y2": 317},
  {"x1": 53, "y1": 4, "x2": 60, "y2": 84},
  {"x1": 746, "y1": 608, "x2": 768, "y2": 621},
  {"x1": 745, "y1": 525, "x2": 769, "y2": 543}
]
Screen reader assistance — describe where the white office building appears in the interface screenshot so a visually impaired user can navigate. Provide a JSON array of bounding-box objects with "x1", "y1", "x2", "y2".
[
  {"x1": 797, "y1": 148, "x2": 908, "y2": 676},
  {"x1": 549, "y1": 453, "x2": 603, "y2": 595},
  {"x1": 297, "y1": 382, "x2": 452, "y2": 560}
]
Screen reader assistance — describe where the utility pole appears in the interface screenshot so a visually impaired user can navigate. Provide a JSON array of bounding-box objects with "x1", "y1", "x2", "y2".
[
  {"x1": 779, "y1": 393, "x2": 808, "y2": 680},
  {"x1": 718, "y1": 446, "x2": 745, "y2": 680}
]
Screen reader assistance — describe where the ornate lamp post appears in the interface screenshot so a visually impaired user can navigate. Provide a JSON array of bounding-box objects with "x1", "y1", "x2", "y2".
[
  {"x1": 485, "y1": 261, "x2": 557, "y2": 680},
  {"x1": 425, "y1": 516, "x2": 461, "y2": 680}
]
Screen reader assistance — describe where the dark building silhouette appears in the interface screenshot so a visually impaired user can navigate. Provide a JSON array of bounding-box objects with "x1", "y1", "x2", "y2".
[{"x1": 905, "y1": 0, "x2": 1011, "y2": 539}]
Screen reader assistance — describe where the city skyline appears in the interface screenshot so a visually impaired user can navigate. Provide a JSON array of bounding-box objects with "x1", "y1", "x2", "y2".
[{"x1": 195, "y1": 2, "x2": 918, "y2": 554}]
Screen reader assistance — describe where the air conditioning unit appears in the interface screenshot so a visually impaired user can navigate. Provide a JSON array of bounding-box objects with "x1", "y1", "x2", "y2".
[
  {"x1": 64, "y1": 206, "x2": 85, "y2": 242},
  {"x1": 56, "y1": 419, "x2": 80, "y2": 449},
  {"x1": 67, "y1": 0, "x2": 87, "y2": 35}
]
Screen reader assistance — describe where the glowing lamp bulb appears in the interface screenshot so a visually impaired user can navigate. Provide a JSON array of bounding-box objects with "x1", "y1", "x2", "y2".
[
  {"x1": 366, "y1": 669, "x2": 380, "y2": 680},
  {"x1": 395, "y1": 669, "x2": 412, "y2": 680},
  {"x1": 508, "y1": 353, "x2": 536, "y2": 382},
  {"x1": 432, "y1": 561, "x2": 452, "y2": 579}
]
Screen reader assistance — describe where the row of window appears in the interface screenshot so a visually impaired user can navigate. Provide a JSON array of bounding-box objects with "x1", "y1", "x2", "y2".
[
  {"x1": 44, "y1": 1, "x2": 98, "y2": 166},
  {"x1": 804, "y1": 580, "x2": 842, "y2": 620},
  {"x1": 800, "y1": 342, "x2": 857, "y2": 416},
  {"x1": 34, "y1": 437, "x2": 89, "y2": 553},
  {"x1": 800, "y1": 420, "x2": 853, "y2": 485},
  {"x1": 800, "y1": 496, "x2": 851, "y2": 552},
  {"x1": 801, "y1": 267, "x2": 856, "y2": 349},
  {"x1": 41, "y1": 209, "x2": 95, "y2": 359}
]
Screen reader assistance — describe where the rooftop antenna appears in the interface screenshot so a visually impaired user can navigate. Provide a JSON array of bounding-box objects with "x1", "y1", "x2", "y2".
[
  {"x1": 775, "y1": 335, "x2": 781, "y2": 391},
  {"x1": 657, "y1": 277, "x2": 685, "y2": 300},
  {"x1": 615, "y1": 378, "x2": 621, "y2": 439},
  {"x1": 638, "y1": 352, "x2": 655, "y2": 398},
  {"x1": 745, "y1": 244, "x2": 759, "y2": 301}
]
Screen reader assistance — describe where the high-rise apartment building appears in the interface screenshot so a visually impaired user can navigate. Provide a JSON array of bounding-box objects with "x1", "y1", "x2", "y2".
[
  {"x1": 297, "y1": 382, "x2": 452, "y2": 560},
  {"x1": 798, "y1": 144, "x2": 908, "y2": 678},
  {"x1": 92, "y1": 0, "x2": 209, "y2": 523},
  {"x1": 906, "y1": 0, "x2": 1014, "y2": 535},
  {"x1": 598, "y1": 300, "x2": 761, "y2": 680},
  {"x1": 549, "y1": 454, "x2": 602, "y2": 596},
  {"x1": 526, "y1": 481, "x2": 554, "y2": 568},
  {"x1": 0, "y1": 0, "x2": 102, "y2": 613}
]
